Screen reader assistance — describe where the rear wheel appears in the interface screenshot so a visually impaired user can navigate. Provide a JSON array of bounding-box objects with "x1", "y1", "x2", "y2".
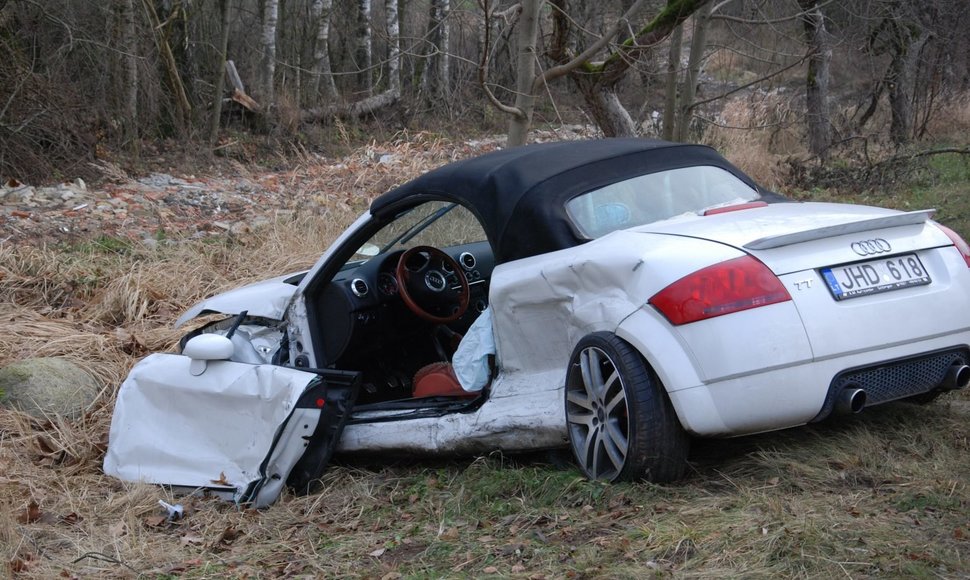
[{"x1": 565, "y1": 332, "x2": 689, "y2": 482}]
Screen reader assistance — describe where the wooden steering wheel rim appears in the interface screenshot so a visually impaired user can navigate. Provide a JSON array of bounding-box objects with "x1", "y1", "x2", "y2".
[{"x1": 395, "y1": 245, "x2": 471, "y2": 323}]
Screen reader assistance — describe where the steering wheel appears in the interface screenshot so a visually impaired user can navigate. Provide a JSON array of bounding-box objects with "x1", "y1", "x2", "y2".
[{"x1": 395, "y1": 245, "x2": 470, "y2": 323}]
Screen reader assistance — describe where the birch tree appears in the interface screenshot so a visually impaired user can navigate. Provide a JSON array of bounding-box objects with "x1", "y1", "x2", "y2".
[
  {"x1": 386, "y1": 0, "x2": 401, "y2": 96},
  {"x1": 309, "y1": 0, "x2": 338, "y2": 103},
  {"x1": 358, "y1": 0, "x2": 373, "y2": 95},
  {"x1": 261, "y1": 0, "x2": 278, "y2": 107}
]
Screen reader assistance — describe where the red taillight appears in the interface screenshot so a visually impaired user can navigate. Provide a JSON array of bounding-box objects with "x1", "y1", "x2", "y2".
[
  {"x1": 649, "y1": 255, "x2": 791, "y2": 325},
  {"x1": 936, "y1": 224, "x2": 970, "y2": 268}
]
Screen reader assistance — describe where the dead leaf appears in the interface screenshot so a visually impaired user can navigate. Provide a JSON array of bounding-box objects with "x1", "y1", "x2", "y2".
[
  {"x1": 369, "y1": 548, "x2": 386, "y2": 557},
  {"x1": 512, "y1": 564, "x2": 526, "y2": 573},
  {"x1": 17, "y1": 501, "x2": 42, "y2": 524},
  {"x1": 109, "y1": 521, "x2": 126, "y2": 536},
  {"x1": 213, "y1": 527, "x2": 239, "y2": 546},
  {"x1": 483, "y1": 566, "x2": 499, "y2": 574},
  {"x1": 210, "y1": 472, "x2": 230, "y2": 486},
  {"x1": 180, "y1": 533, "x2": 204, "y2": 546},
  {"x1": 143, "y1": 515, "x2": 167, "y2": 528},
  {"x1": 440, "y1": 527, "x2": 459, "y2": 541},
  {"x1": 767, "y1": 477, "x2": 780, "y2": 485},
  {"x1": 60, "y1": 512, "x2": 81, "y2": 525},
  {"x1": 35, "y1": 436, "x2": 55, "y2": 454},
  {"x1": 955, "y1": 528, "x2": 966, "y2": 540}
]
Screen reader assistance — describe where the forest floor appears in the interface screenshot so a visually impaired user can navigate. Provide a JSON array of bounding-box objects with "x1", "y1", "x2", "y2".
[{"x1": 1, "y1": 133, "x2": 969, "y2": 578}]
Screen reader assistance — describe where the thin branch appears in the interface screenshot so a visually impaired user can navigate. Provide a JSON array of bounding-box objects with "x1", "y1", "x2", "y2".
[
  {"x1": 535, "y1": 0, "x2": 647, "y2": 93},
  {"x1": 872, "y1": 148, "x2": 970, "y2": 168},
  {"x1": 689, "y1": 55, "x2": 808, "y2": 110},
  {"x1": 709, "y1": 0, "x2": 840, "y2": 25},
  {"x1": 478, "y1": 0, "x2": 524, "y2": 118}
]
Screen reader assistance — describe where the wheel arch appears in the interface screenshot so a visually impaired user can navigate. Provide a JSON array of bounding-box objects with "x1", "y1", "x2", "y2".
[{"x1": 613, "y1": 307, "x2": 712, "y2": 436}]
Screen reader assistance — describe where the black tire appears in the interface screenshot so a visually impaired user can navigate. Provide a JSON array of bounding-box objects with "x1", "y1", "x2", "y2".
[{"x1": 564, "y1": 332, "x2": 689, "y2": 483}]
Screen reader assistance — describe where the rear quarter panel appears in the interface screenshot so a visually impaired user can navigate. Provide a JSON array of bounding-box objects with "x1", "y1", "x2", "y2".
[{"x1": 487, "y1": 231, "x2": 741, "y2": 392}]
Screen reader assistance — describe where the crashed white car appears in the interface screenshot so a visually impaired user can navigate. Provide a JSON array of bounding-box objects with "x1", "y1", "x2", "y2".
[{"x1": 105, "y1": 139, "x2": 970, "y2": 506}]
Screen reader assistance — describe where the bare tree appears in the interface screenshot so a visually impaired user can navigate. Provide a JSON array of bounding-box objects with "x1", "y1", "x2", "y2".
[
  {"x1": 548, "y1": 0, "x2": 713, "y2": 138},
  {"x1": 798, "y1": 0, "x2": 832, "y2": 158},
  {"x1": 358, "y1": 0, "x2": 373, "y2": 95},
  {"x1": 209, "y1": 0, "x2": 233, "y2": 144},
  {"x1": 386, "y1": 0, "x2": 401, "y2": 96},
  {"x1": 119, "y1": 0, "x2": 138, "y2": 144},
  {"x1": 261, "y1": 0, "x2": 279, "y2": 107},
  {"x1": 662, "y1": 21, "x2": 684, "y2": 141},
  {"x1": 676, "y1": 1, "x2": 713, "y2": 142},
  {"x1": 422, "y1": 0, "x2": 452, "y2": 99},
  {"x1": 507, "y1": 0, "x2": 541, "y2": 145},
  {"x1": 310, "y1": 0, "x2": 338, "y2": 103}
]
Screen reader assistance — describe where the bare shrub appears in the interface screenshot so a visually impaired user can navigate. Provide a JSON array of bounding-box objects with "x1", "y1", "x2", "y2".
[
  {"x1": 922, "y1": 94, "x2": 970, "y2": 143},
  {"x1": 703, "y1": 92, "x2": 806, "y2": 190}
]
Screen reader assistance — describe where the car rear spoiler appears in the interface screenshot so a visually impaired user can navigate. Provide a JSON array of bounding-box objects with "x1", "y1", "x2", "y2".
[{"x1": 744, "y1": 209, "x2": 935, "y2": 250}]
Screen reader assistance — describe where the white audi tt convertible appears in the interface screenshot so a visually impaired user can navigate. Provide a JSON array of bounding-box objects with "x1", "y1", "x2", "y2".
[{"x1": 105, "y1": 139, "x2": 970, "y2": 506}]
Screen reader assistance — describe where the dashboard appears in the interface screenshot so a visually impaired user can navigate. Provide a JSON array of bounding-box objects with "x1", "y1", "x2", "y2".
[{"x1": 313, "y1": 241, "x2": 494, "y2": 367}]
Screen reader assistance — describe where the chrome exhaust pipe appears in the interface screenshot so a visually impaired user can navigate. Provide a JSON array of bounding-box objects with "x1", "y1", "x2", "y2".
[
  {"x1": 942, "y1": 364, "x2": 970, "y2": 391},
  {"x1": 836, "y1": 387, "x2": 866, "y2": 415}
]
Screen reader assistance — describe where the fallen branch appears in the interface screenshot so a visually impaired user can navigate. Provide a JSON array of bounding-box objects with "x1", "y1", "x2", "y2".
[
  {"x1": 870, "y1": 147, "x2": 970, "y2": 168},
  {"x1": 299, "y1": 89, "x2": 399, "y2": 123}
]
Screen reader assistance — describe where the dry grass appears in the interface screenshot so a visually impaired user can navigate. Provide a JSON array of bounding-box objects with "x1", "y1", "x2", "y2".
[
  {"x1": 2, "y1": 137, "x2": 970, "y2": 578},
  {"x1": 703, "y1": 91, "x2": 806, "y2": 189}
]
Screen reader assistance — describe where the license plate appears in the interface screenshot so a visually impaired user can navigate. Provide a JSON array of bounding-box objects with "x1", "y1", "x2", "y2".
[{"x1": 821, "y1": 253, "x2": 931, "y2": 301}]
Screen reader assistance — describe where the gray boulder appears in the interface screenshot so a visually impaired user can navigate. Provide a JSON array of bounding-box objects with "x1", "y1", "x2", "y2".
[{"x1": 0, "y1": 357, "x2": 101, "y2": 420}]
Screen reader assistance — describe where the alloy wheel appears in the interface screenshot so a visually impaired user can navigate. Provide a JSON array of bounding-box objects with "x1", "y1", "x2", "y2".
[{"x1": 565, "y1": 345, "x2": 630, "y2": 480}]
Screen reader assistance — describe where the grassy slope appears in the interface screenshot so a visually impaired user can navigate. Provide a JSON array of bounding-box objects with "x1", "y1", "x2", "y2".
[{"x1": 1, "y1": 143, "x2": 969, "y2": 578}]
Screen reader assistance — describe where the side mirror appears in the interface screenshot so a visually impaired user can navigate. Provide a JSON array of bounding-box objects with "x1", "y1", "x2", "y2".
[{"x1": 182, "y1": 334, "x2": 235, "y2": 376}]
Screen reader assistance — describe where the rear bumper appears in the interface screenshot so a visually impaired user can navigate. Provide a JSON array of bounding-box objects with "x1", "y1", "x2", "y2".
[{"x1": 667, "y1": 333, "x2": 970, "y2": 437}]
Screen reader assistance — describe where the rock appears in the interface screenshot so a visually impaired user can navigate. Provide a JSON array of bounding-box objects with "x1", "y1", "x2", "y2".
[{"x1": 0, "y1": 358, "x2": 101, "y2": 420}]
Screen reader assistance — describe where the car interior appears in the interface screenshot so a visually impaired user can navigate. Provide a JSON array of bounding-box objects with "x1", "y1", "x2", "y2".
[{"x1": 305, "y1": 201, "x2": 495, "y2": 406}]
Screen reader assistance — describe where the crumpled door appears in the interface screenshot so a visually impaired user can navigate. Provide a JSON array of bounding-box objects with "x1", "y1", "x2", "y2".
[{"x1": 104, "y1": 353, "x2": 357, "y2": 507}]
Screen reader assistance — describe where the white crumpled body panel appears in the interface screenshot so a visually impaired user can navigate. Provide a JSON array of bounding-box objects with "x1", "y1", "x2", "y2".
[{"x1": 104, "y1": 353, "x2": 318, "y2": 504}]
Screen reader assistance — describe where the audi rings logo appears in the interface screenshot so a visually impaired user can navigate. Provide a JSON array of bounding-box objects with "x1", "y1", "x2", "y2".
[{"x1": 850, "y1": 238, "x2": 892, "y2": 256}]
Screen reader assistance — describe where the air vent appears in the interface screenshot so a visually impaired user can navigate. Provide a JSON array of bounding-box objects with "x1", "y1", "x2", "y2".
[
  {"x1": 350, "y1": 278, "x2": 369, "y2": 297},
  {"x1": 459, "y1": 251, "x2": 476, "y2": 270}
]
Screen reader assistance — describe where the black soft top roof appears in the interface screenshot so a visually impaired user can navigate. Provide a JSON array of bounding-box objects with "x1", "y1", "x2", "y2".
[{"x1": 371, "y1": 138, "x2": 760, "y2": 263}]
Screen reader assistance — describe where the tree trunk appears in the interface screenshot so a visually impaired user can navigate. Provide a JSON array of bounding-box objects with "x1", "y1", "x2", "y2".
[
  {"x1": 889, "y1": 30, "x2": 931, "y2": 146},
  {"x1": 120, "y1": 0, "x2": 138, "y2": 144},
  {"x1": 662, "y1": 23, "x2": 683, "y2": 140},
  {"x1": 141, "y1": 0, "x2": 191, "y2": 128},
  {"x1": 421, "y1": 0, "x2": 450, "y2": 98},
  {"x1": 309, "y1": 0, "x2": 338, "y2": 104},
  {"x1": 358, "y1": 0, "x2": 373, "y2": 95},
  {"x1": 676, "y1": 0, "x2": 712, "y2": 142},
  {"x1": 576, "y1": 77, "x2": 638, "y2": 137},
  {"x1": 507, "y1": 0, "x2": 541, "y2": 146},
  {"x1": 386, "y1": 0, "x2": 401, "y2": 96},
  {"x1": 440, "y1": 0, "x2": 451, "y2": 95},
  {"x1": 799, "y1": 0, "x2": 832, "y2": 158},
  {"x1": 261, "y1": 0, "x2": 278, "y2": 107},
  {"x1": 209, "y1": 0, "x2": 232, "y2": 144}
]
